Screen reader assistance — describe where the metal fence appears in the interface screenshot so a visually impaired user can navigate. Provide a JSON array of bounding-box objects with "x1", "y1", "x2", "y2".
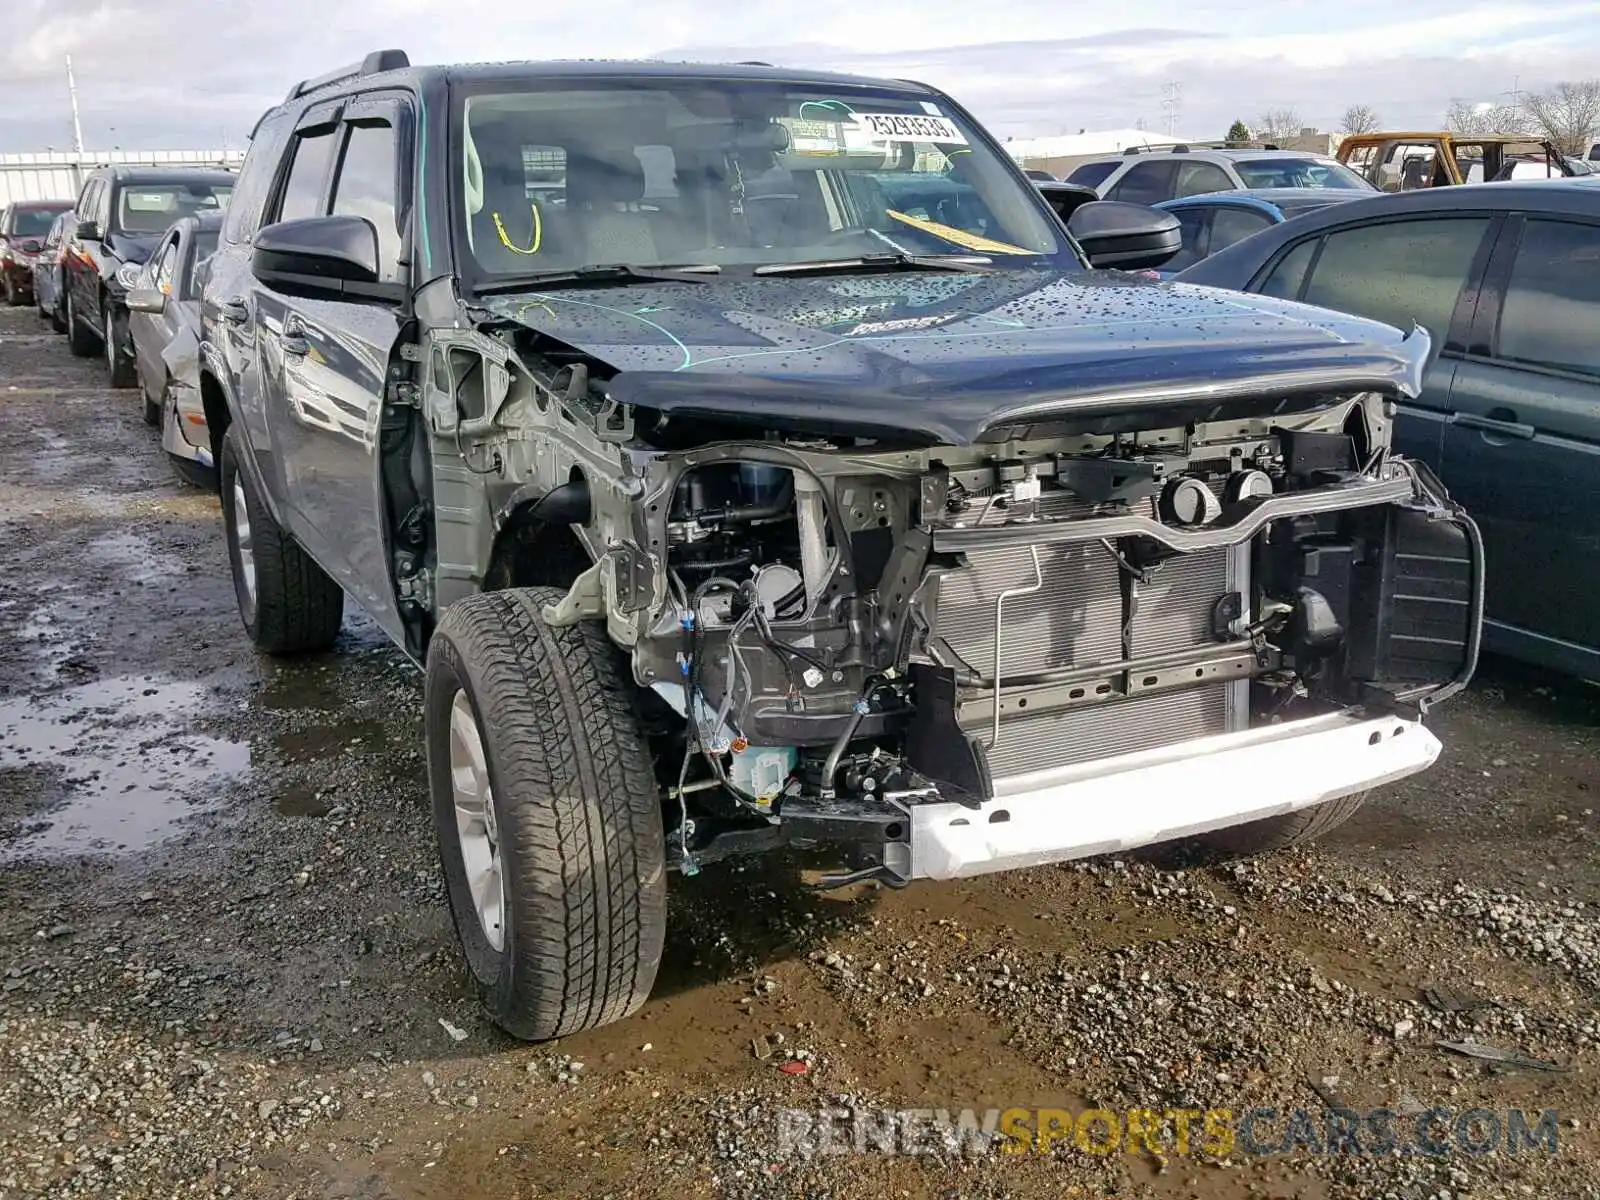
[{"x1": 0, "y1": 149, "x2": 245, "y2": 207}]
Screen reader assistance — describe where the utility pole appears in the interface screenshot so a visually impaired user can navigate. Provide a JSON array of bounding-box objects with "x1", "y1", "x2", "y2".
[
  {"x1": 65, "y1": 55, "x2": 85, "y2": 157},
  {"x1": 1160, "y1": 81, "x2": 1183, "y2": 137}
]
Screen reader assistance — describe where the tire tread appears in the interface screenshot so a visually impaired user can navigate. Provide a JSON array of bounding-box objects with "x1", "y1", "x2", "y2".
[{"x1": 427, "y1": 588, "x2": 666, "y2": 1041}]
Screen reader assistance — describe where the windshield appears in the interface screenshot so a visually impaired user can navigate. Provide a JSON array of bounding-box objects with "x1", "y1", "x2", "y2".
[
  {"x1": 115, "y1": 183, "x2": 233, "y2": 235},
  {"x1": 455, "y1": 79, "x2": 1072, "y2": 281},
  {"x1": 9, "y1": 207, "x2": 67, "y2": 237},
  {"x1": 1233, "y1": 158, "x2": 1371, "y2": 190}
]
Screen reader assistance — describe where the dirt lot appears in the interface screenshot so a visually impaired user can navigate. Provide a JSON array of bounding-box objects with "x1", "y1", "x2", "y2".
[{"x1": 1, "y1": 301, "x2": 1598, "y2": 1200}]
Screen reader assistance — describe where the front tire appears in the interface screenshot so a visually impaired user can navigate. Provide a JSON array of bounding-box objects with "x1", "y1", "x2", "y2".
[
  {"x1": 66, "y1": 289, "x2": 99, "y2": 356},
  {"x1": 425, "y1": 588, "x2": 667, "y2": 1042},
  {"x1": 105, "y1": 304, "x2": 137, "y2": 388},
  {"x1": 3, "y1": 275, "x2": 20, "y2": 306},
  {"x1": 141, "y1": 377, "x2": 162, "y2": 427},
  {"x1": 219, "y1": 426, "x2": 344, "y2": 653}
]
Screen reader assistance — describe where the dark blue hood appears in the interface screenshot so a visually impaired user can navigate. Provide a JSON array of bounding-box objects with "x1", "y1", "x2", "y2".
[
  {"x1": 107, "y1": 230, "x2": 161, "y2": 266},
  {"x1": 484, "y1": 269, "x2": 1429, "y2": 446}
]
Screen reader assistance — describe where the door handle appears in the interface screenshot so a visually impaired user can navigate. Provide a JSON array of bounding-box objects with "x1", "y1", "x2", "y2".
[
  {"x1": 1450, "y1": 412, "x2": 1535, "y2": 440},
  {"x1": 280, "y1": 334, "x2": 310, "y2": 357},
  {"x1": 218, "y1": 298, "x2": 249, "y2": 325}
]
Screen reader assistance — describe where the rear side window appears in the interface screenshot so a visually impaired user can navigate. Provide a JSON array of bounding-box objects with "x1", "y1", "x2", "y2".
[
  {"x1": 1259, "y1": 238, "x2": 1316, "y2": 299},
  {"x1": 1065, "y1": 160, "x2": 1119, "y2": 188},
  {"x1": 1107, "y1": 161, "x2": 1178, "y2": 206},
  {"x1": 1495, "y1": 219, "x2": 1600, "y2": 378},
  {"x1": 1173, "y1": 161, "x2": 1233, "y2": 198},
  {"x1": 330, "y1": 120, "x2": 402, "y2": 280},
  {"x1": 1295, "y1": 217, "x2": 1490, "y2": 337},
  {"x1": 276, "y1": 129, "x2": 339, "y2": 223}
]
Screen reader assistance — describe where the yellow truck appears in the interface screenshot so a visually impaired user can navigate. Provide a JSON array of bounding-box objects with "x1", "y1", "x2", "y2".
[{"x1": 1336, "y1": 132, "x2": 1578, "y2": 190}]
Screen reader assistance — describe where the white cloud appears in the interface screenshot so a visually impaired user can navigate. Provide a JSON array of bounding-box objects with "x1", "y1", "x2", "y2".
[{"x1": 1, "y1": 0, "x2": 1598, "y2": 150}]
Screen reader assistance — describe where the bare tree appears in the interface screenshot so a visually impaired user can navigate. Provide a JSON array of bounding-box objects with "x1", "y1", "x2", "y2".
[
  {"x1": 1255, "y1": 108, "x2": 1303, "y2": 142},
  {"x1": 1444, "y1": 98, "x2": 1531, "y2": 136},
  {"x1": 1339, "y1": 104, "x2": 1381, "y2": 134},
  {"x1": 1525, "y1": 80, "x2": 1600, "y2": 155}
]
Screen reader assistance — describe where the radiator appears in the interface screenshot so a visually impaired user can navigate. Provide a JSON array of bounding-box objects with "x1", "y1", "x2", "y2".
[{"x1": 930, "y1": 521, "x2": 1243, "y2": 779}]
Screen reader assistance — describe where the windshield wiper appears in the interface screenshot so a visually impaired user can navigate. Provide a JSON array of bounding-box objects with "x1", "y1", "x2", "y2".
[
  {"x1": 475, "y1": 263, "x2": 720, "y2": 295},
  {"x1": 755, "y1": 252, "x2": 994, "y2": 277}
]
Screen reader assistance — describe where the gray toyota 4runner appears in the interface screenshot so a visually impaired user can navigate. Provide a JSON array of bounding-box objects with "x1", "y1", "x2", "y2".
[{"x1": 199, "y1": 51, "x2": 1483, "y2": 1040}]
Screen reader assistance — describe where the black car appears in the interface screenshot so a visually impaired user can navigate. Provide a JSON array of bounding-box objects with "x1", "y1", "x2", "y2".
[
  {"x1": 63, "y1": 165, "x2": 234, "y2": 386},
  {"x1": 1177, "y1": 180, "x2": 1600, "y2": 680},
  {"x1": 0, "y1": 199, "x2": 74, "y2": 305},
  {"x1": 200, "y1": 50, "x2": 1479, "y2": 1042}
]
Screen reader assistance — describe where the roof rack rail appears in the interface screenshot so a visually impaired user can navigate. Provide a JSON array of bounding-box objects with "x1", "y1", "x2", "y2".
[
  {"x1": 737, "y1": 59, "x2": 774, "y2": 66},
  {"x1": 284, "y1": 49, "x2": 410, "y2": 103},
  {"x1": 1122, "y1": 145, "x2": 1143, "y2": 155}
]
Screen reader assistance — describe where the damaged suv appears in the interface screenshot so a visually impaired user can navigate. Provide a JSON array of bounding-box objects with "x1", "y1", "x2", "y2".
[{"x1": 201, "y1": 52, "x2": 1482, "y2": 1040}]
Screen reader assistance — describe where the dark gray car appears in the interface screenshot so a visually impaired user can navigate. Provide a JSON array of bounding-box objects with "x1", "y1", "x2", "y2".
[
  {"x1": 1177, "y1": 179, "x2": 1600, "y2": 680},
  {"x1": 125, "y1": 211, "x2": 223, "y2": 485}
]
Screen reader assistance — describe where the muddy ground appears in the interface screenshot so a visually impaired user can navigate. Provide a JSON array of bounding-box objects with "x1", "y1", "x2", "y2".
[{"x1": 1, "y1": 302, "x2": 1597, "y2": 1200}]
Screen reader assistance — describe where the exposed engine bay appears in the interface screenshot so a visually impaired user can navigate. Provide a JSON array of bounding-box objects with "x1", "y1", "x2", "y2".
[{"x1": 415, "y1": 321, "x2": 1482, "y2": 887}]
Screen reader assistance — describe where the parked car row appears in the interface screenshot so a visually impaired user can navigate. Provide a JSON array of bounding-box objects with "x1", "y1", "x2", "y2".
[{"x1": 5, "y1": 165, "x2": 235, "y2": 485}]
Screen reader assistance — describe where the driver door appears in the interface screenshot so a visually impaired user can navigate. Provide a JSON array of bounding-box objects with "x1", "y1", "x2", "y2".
[{"x1": 255, "y1": 94, "x2": 413, "y2": 642}]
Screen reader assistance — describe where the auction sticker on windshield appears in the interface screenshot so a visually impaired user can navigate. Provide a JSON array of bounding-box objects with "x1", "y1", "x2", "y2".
[{"x1": 852, "y1": 113, "x2": 968, "y2": 145}]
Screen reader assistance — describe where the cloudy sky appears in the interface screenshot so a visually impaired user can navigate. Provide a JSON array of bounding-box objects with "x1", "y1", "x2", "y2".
[{"x1": 4, "y1": 0, "x2": 1600, "y2": 152}]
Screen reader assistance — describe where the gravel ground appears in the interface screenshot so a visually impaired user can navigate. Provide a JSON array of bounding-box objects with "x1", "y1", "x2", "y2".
[{"x1": 1, "y1": 302, "x2": 1597, "y2": 1200}]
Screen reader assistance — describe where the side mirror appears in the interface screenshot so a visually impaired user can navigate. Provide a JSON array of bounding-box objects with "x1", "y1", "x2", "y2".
[
  {"x1": 74, "y1": 219, "x2": 100, "y2": 242},
  {"x1": 126, "y1": 286, "x2": 167, "y2": 314},
  {"x1": 252, "y1": 216, "x2": 380, "y2": 295},
  {"x1": 1035, "y1": 181, "x2": 1099, "y2": 224},
  {"x1": 1067, "y1": 200, "x2": 1182, "y2": 270}
]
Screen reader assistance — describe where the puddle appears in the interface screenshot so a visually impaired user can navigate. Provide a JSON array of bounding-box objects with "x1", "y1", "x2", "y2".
[{"x1": 0, "y1": 676, "x2": 251, "y2": 860}]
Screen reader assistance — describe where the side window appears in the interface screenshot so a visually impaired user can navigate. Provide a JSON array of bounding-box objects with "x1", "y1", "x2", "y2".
[
  {"x1": 1173, "y1": 161, "x2": 1233, "y2": 198},
  {"x1": 329, "y1": 120, "x2": 402, "y2": 281},
  {"x1": 1208, "y1": 207, "x2": 1274, "y2": 254},
  {"x1": 1299, "y1": 217, "x2": 1491, "y2": 337},
  {"x1": 275, "y1": 129, "x2": 339, "y2": 223},
  {"x1": 152, "y1": 237, "x2": 180, "y2": 292},
  {"x1": 1495, "y1": 219, "x2": 1600, "y2": 378},
  {"x1": 1342, "y1": 144, "x2": 1377, "y2": 181},
  {"x1": 76, "y1": 181, "x2": 101, "y2": 232},
  {"x1": 225, "y1": 111, "x2": 293, "y2": 244},
  {"x1": 1259, "y1": 238, "x2": 1319, "y2": 300},
  {"x1": 1375, "y1": 143, "x2": 1435, "y2": 191},
  {"x1": 1161, "y1": 208, "x2": 1212, "y2": 272},
  {"x1": 1107, "y1": 161, "x2": 1178, "y2": 206}
]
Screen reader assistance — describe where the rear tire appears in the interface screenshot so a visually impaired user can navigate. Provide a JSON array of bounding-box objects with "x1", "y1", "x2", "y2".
[
  {"x1": 1142, "y1": 791, "x2": 1371, "y2": 867},
  {"x1": 426, "y1": 588, "x2": 667, "y2": 1042},
  {"x1": 66, "y1": 289, "x2": 99, "y2": 356},
  {"x1": 219, "y1": 425, "x2": 344, "y2": 654}
]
